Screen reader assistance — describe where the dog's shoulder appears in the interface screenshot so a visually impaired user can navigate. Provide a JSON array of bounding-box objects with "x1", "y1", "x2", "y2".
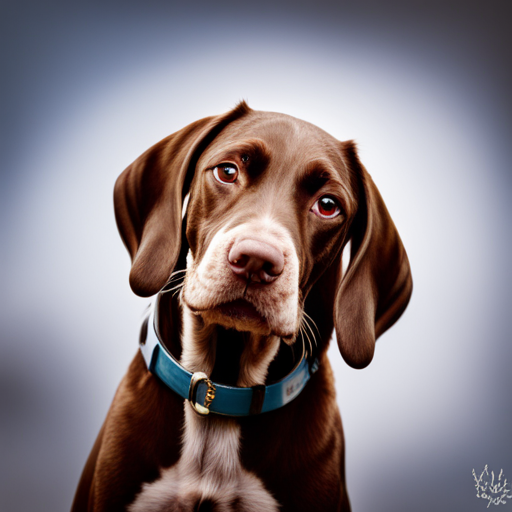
[{"x1": 74, "y1": 353, "x2": 185, "y2": 511}]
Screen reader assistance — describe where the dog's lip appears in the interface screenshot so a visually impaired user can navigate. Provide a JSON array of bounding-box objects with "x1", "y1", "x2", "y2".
[
  {"x1": 186, "y1": 299, "x2": 297, "y2": 339},
  {"x1": 216, "y1": 299, "x2": 266, "y2": 322},
  {"x1": 187, "y1": 298, "x2": 267, "y2": 323}
]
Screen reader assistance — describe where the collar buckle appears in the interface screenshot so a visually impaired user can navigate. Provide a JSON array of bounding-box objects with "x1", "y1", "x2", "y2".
[{"x1": 188, "y1": 372, "x2": 216, "y2": 416}]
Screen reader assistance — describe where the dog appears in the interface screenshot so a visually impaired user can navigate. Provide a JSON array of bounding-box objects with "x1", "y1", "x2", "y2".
[{"x1": 71, "y1": 102, "x2": 412, "y2": 512}]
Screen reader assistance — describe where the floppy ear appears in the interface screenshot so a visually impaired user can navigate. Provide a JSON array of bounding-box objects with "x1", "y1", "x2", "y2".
[
  {"x1": 114, "y1": 102, "x2": 251, "y2": 297},
  {"x1": 334, "y1": 141, "x2": 413, "y2": 369}
]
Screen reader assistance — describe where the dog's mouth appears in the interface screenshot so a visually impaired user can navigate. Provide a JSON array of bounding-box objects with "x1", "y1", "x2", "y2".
[
  {"x1": 188, "y1": 298, "x2": 267, "y2": 323},
  {"x1": 186, "y1": 297, "x2": 285, "y2": 335},
  {"x1": 216, "y1": 299, "x2": 266, "y2": 323}
]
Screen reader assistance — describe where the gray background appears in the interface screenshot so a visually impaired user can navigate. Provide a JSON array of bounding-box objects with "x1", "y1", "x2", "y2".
[{"x1": 1, "y1": 1, "x2": 511, "y2": 511}]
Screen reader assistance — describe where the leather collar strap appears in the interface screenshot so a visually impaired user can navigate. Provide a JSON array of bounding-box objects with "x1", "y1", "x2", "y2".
[{"x1": 139, "y1": 298, "x2": 319, "y2": 417}]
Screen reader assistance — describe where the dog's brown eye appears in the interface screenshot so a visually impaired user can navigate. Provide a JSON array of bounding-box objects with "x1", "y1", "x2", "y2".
[
  {"x1": 312, "y1": 196, "x2": 341, "y2": 219},
  {"x1": 213, "y1": 164, "x2": 238, "y2": 184}
]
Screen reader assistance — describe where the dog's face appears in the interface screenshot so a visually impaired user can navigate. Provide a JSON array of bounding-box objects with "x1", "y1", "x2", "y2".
[
  {"x1": 114, "y1": 103, "x2": 412, "y2": 368},
  {"x1": 182, "y1": 114, "x2": 356, "y2": 342}
]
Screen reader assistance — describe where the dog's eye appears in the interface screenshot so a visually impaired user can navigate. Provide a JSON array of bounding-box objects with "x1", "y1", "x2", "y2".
[
  {"x1": 213, "y1": 164, "x2": 238, "y2": 184},
  {"x1": 312, "y1": 196, "x2": 341, "y2": 219}
]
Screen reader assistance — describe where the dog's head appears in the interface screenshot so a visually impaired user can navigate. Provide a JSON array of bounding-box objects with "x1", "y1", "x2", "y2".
[{"x1": 114, "y1": 102, "x2": 412, "y2": 369}]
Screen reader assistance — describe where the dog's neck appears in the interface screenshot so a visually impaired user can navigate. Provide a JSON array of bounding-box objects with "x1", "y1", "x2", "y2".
[
  {"x1": 181, "y1": 305, "x2": 281, "y2": 388},
  {"x1": 130, "y1": 300, "x2": 282, "y2": 511}
]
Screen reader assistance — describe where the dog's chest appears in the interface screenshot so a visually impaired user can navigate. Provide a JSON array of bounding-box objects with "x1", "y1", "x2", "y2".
[{"x1": 128, "y1": 406, "x2": 279, "y2": 511}]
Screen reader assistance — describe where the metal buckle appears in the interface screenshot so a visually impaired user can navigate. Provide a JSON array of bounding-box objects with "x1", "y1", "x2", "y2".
[{"x1": 188, "y1": 372, "x2": 216, "y2": 416}]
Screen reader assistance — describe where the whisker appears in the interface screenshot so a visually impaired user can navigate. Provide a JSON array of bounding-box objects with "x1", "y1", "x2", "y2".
[
  {"x1": 165, "y1": 270, "x2": 188, "y2": 284},
  {"x1": 303, "y1": 317, "x2": 318, "y2": 349},
  {"x1": 169, "y1": 269, "x2": 188, "y2": 277},
  {"x1": 300, "y1": 318, "x2": 313, "y2": 356},
  {"x1": 172, "y1": 281, "x2": 185, "y2": 299},
  {"x1": 161, "y1": 273, "x2": 187, "y2": 294},
  {"x1": 167, "y1": 282, "x2": 184, "y2": 293},
  {"x1": 161, "y1": 282, "x2": 185, "y2": 296},
  {"x1": 300, "y1": 314, "x2": 318, "y2": 356},
  {"x1": 299, "y1": 325, "x2": 309, "y2": 358},
  {"x1": 302, "y1": 311, "x2": 320, "y2": 339},
  {"x1": 302, "y1": 314, "x2": 319, "y2": 351}
]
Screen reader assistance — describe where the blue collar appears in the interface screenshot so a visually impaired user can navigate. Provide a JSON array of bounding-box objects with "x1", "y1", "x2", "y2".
[{"x1": 139, "y1": 297, "x2": 319, "y2": 417}]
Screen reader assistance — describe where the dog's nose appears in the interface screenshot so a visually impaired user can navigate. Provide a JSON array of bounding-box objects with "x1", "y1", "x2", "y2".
[{"x1": 228, "y1": 238, "x2": 284, "y2": 283}]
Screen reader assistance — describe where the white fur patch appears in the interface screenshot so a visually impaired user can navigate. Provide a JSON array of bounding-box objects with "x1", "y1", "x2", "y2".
[
  {"x1": 183, "y1": 216, "x2": 300, "y2": 339},
  {"x1": 129, "y1": 407, "x2": 279, "y2": 512}
]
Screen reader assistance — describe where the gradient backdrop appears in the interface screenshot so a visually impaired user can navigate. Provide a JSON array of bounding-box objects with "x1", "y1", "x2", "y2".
[{"x1": 1, "y1": 1, "x2": 511, "y2": 511}]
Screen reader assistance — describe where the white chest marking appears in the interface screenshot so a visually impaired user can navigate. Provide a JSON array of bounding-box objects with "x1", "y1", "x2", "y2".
[{"x1": 128, "y1": 406, "x2": 279, "y2": 512}]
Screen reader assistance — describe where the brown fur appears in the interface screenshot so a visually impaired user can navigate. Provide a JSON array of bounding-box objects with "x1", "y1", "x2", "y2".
[{"x1": 72, "y1": 103, "x2": 412, "y2": 511}]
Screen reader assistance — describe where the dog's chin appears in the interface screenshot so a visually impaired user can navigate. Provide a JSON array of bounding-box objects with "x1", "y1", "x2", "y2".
[
  {"x1": 191, "y1": 299, "x2": 296, "y2": 340},
  {"x1": 198, "y1": 299, "x2": 271, "y2": 335}
]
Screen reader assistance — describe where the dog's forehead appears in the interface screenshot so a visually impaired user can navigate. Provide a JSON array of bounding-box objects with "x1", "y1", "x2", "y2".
[
  {"x1": 200, "y1": 111, "x2": 344, "y2": 167},
  {"x1": 228, "y1": 111, "x2": 336, "y2": 142}
]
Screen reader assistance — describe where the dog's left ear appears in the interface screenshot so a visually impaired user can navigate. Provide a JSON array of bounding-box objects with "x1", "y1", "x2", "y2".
[
  {"x1": 334, "y1": 141, "x2": 413, "y2": 369},
  {"x1": 114, "y1": 102, "x2": 251, "y2": 297}
]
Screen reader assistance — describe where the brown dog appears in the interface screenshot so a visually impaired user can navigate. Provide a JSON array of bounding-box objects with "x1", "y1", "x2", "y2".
[{"x1": 72, "y1": 102, "x2": 412, "y2": 512}]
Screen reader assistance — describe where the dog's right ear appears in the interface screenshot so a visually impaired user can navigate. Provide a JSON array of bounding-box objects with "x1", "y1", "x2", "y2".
[{"x1": 114, "y1": 102, "x2": 251, "y2": 297}]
